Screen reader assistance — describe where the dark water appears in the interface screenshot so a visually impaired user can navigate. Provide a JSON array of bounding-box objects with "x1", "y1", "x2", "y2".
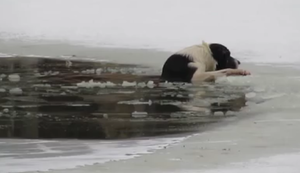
[{"x1": 0, "y1": 57, "x2": 248, "y2": 139}]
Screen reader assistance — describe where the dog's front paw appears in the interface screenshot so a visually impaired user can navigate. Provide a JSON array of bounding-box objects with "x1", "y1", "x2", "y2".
[{"x1": 226, "y1": 69, "x2": 251, "y2": 76}]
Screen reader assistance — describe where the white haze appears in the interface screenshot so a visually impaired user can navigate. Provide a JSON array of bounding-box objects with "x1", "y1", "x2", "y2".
[{"x1": 0, "y1": 0, "x2": 300, "y2": 63}]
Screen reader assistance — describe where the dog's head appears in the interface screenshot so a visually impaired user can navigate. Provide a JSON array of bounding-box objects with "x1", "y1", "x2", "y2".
[{"x1": 209, "y1": 43, "x2": 240, "y2": 70}]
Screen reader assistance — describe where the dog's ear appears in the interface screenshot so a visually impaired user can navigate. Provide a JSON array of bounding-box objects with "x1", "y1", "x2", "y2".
[
  {"x1": 222, "y1": 50, "x2": 230, "y2": 57},
  {"x1": 210, "y1": 43, "x2": 238, "y2": 70},
  {"x1": 222, "y1": 50, "x2": 231, "y2": 65},
  {"x1": 217, "y1": 50, "x2": 230, "y2": 69},
  {"x1": 226, "y1": 57, "x2": 240, "y2": 69}
]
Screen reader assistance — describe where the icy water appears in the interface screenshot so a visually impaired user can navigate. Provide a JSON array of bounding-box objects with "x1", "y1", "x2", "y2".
[
  {"x1": 0, "y1": 56, "x2": 247, "y2": 139},
  {"x1": 0, "y1": 55, "x2": 251, "y2": 173},
  {"x1": 1, "y1": 0, "x2": 300, "y2": 173}
]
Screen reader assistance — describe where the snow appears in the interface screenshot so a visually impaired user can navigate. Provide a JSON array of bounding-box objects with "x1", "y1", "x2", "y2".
[{"x1": 179, "y1": 152, "x2": 300, "y2": 173}]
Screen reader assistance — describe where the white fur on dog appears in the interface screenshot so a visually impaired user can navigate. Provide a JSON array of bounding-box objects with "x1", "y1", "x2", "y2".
[
  {"x1": 176, "y1": 41, "x2": 217, "y2": 72},
  {"x1": 175, "y1": 41, "x2": 223, "y2": 82}
]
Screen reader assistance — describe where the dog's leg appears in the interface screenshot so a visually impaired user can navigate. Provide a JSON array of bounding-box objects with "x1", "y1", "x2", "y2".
[
  {"x1": 217, "y1": 68, "x2": 251, "y2": 76},
  {"x1": 189, "y1": 61, "x2": 250, "y2": 82},
  {"x1": 191, "y1": 68, "x2": 250, "y2": 83}
]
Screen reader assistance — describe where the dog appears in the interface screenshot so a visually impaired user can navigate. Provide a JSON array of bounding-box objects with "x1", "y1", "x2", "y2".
[{"x1": 160, "y1": 41, "x2": 250, "y2": 83}]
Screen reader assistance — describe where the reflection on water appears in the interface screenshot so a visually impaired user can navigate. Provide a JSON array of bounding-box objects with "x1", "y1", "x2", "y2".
[{"x1": 0, "y1": 57, "x2": 248, "y2": 139}]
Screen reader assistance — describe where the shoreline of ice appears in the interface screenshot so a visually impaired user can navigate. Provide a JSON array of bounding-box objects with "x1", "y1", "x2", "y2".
[{"x1": 0, "y1": 135, "x2": 192, "y2": 173}]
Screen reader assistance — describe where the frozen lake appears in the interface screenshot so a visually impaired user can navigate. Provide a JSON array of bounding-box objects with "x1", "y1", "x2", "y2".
[{"x1": 0, "y1": 0, "x2": 300, "y2": 173}]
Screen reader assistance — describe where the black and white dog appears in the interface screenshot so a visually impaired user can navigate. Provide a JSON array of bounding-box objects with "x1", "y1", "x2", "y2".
[{"x1": 160, "y1": 41, "x2": 250, "y2": 83}]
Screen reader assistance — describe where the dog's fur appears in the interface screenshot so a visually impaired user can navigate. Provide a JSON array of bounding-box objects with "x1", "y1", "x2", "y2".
[{"x1": 160, "y1": 41, "x2": 245, "y2": 83}]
